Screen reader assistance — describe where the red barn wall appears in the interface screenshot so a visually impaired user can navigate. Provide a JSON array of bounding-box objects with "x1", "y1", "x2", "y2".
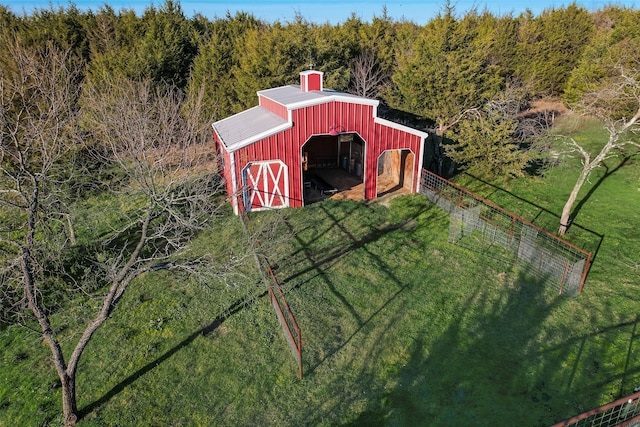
[
  {"x1": 215, "y1": 134, "x2": 238, "y2": 212},
  {"x1": 259, "y1": 96, "x2": 288, "y2": 120},
  {"x1": 226, "y1": 100, "x2": 423, "y2": 212}
]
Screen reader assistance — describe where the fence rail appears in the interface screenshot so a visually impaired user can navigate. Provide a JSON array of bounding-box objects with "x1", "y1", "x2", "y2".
[
  {"x1": 420, "y1": 169, "x2": 592, "y2": 296},
  {"x1": 239, "y1": 211, "x2": 303, "y2": 378},
  {"x1": 551, "y1": 391, "x2": 640, "y2": 427},
  {"x1": 261, "y1": 256, "x2": 303, "y2": 378}
]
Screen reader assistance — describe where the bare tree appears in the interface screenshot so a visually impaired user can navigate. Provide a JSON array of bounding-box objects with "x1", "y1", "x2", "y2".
[
  {"x1": 558, "y1": 63, "x2": 640, "y2": 235},
  {"x1": 1, "y1": 36, "x2": 228, "y2": 425},
  {"x1": 0, "y1": 37, "x2": 84, "y2": 426},
  {"x1": 349, "y1": 49, "x2": 387, "y2": 99},
  {"x1": 66, "y1": 78, "x2": 227, "y2": 424}
]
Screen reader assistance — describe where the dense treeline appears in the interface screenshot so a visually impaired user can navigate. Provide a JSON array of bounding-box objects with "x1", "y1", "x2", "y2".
[
  {"x1": 1, "y1": 0, "x2": 639, "y2": 177},
  {"x1": 0, "y1": 1, "x2": 634, "y2": 112},
  {"x1": 3, "y1": 0, "x2": 639, "y2": 179}
]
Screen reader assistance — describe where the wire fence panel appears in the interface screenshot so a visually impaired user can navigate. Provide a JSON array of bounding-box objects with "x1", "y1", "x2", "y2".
[
  {"x1": 449, "y1": 205, "x2": 482, "y2": 242},
  {"x1": 423, "y1": 187, "x2": 457, "y2": 213},
  {"x1": 551, "y1": 391, "x2": 640, "y2": 427},
  {"x1": 420, "y1": 169, "x2": 592, "y2": 296}
]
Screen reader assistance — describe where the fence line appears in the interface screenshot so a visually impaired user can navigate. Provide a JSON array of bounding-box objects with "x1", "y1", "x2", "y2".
[
  {"x1": 551, "y1": 390, "x2": 640, "y2": 427},
  {"x1": 420, "y1": 169, "x2": 592, "y2": 296},
  {"x1": 239, "y1": 211, "x2": 303, "y2": 379}
]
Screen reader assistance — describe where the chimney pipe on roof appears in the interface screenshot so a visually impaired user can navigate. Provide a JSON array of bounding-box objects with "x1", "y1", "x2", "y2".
[{"x1": 300, "y1": 70, "x2": 323, "y2": 92}]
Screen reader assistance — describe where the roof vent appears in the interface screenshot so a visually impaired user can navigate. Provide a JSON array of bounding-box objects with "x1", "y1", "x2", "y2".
[{"x1": 300, "y1": 70, "x2": 323, "y2": 92}]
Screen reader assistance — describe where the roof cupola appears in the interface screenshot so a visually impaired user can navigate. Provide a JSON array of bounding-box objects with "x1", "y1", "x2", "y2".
[{"x1": 300, "y1": 70, "x2": 323, "y2": 92}]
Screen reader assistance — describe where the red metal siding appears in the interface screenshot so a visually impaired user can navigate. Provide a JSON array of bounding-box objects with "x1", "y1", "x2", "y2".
[
  {"x1": 215, "y1": 134, "x2": 237, "y2": 211},
  {"x1": 363, "y1": 125, "x2": 422, "y2": 198},
  {"x1": 259, "y1": 96, "x2": 288, "y2": 120},
  {"x1": 307, "y1": 73, "x2": 321, "y2": 91},
  {"x1": 225, "y1": 100, "x2": 423, "y2": 212},
  {"x1": 301, "y1": 71, "x2": 322, "y2": 92}
]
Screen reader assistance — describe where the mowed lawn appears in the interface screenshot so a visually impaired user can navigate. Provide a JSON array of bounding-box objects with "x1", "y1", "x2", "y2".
[{"x1": 1, "y1": 118, "x2": 639, "y2": 426}]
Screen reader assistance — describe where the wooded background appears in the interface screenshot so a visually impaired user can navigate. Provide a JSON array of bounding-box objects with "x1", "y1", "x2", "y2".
[{"x1": 2, "y1": 0, "x2": 638, "y2": 179}]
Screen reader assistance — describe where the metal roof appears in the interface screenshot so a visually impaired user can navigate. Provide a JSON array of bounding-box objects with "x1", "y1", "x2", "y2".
[
  {"x1": 258, "y1": 85, "x2": 379, "y2": 109},
  {"x1": 213, "y1": 85, "x2": 380, "y2": 152},
  {"x1": 212, "y1": 106, "x2": 290, "y2": 152}
]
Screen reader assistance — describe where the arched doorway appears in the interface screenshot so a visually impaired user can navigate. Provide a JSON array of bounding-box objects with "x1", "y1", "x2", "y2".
[
  {"x1": 376, "y1": 149, "x2": 415, "y2": 197},
  {"x1": 301, "y1": 133, "x2": 366, "y2": 205}
]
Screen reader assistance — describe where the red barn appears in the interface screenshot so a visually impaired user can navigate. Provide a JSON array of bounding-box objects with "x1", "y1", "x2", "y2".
[{"x1": 213, "y1": 70, "x2": 429, "y2": 214}]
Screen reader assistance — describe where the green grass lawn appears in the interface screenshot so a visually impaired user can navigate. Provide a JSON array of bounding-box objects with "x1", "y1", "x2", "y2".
[{"x1": 1, "y1": 117, "x2": 639, "y2": 426}]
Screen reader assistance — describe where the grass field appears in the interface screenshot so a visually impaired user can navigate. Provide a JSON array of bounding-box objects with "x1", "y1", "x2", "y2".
[{"x1": 0, "y1": 116, "x2": 639, "y2": 426}]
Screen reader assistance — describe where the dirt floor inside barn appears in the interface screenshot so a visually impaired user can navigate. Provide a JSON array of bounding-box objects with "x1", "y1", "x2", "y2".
[{"x1": 304, "y1": 168, "x2": 410, "y2": 205}]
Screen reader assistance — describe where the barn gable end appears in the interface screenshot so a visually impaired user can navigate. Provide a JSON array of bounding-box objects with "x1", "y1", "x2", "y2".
[{"x1": 213, "y1": 70, "x2": 429, "y2": 215}]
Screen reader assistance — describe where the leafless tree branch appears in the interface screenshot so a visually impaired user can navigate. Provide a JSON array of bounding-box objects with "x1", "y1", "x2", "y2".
[
  {"x1": 558, "y1": 62, "x2": 640, "y2": 235},
  {"x1": 349, "y1": 49, "x2": 388, "y2": 99}
]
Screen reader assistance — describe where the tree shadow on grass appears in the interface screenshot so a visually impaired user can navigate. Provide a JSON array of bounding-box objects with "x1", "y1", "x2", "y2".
[
  {"x1": 78, "y1": 287, "x2": 268, "y2": 420},
  {"x1": 566, "y1": 156, "x2": 633, "y2": 233},
  {"x1": 342, "y1": 268, "x2": 640, "y2": 426},
  {"x1": 80, "y1": 196, "x2": 436, "y2": 420},
  {"x1": 352, "y1": 270, "x2": 563, "y2": 426},
  {"x1": 275, "y1": 197, "x2": 442, "y2": 375}
]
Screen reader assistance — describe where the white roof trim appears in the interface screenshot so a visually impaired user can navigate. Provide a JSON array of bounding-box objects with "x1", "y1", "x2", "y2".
[
  {"x1": 374, "y1": 117, "x2": 430, "y2": 139},
  {"x1": 213, "y1": 104, "x2": 291, "y2": 153},
  {"x1": 285, "y1": 94, "x2": 379, "y2": 110},
  {"x1": 213, "y1": 83, "x2": 427, "y2": 154},
  {"x1": 256, "y1": 86, "x2": 380, "y2": 110},
  {"x1": 227, "y1": 122, "x2": 293, "y2": 153}
]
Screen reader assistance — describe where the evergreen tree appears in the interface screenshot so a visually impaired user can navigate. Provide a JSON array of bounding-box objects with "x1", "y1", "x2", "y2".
[
  {"x1": 349, "y1": 7, "x2": 400, "y2": 98},
  {"x1": 311, "y1": 14, "x2": 366, "y2": 91},
  {"x1": 136, "y1": 0, "x2": 197, "y2": 88},
  {"x1": 515, "y1": 4, "x2": 595, "y2": 96},
  {"x1": 188, "y1": 12, "x2": 262, "y2": 120},
  {"x1": 84, "y1": 7, "x2": 142, "y2": 88},
  {"x1": 392, "y1": 6, "x2": 503, "y2": 134},
  {"x1": 25, "y1": 5, "x2": 89, "y2": 55},
  {"x1": 391, "y1": 6, "x2": 506, "y2": 173},
  {"x1": 564, "y1": 6, "x2": 640, "y2": 109},
  {"x1": 85, "y1": 1, "x2": 197, "y2": 89},
  {"x1": 448, "y1": 100, "x2": 529, "y2": 179},
  {"x1": 231, "y1": 18, "x2": 309, "y2": 110}
]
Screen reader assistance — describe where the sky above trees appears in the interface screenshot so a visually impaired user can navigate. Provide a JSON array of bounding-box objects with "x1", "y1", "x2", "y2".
[{"x1": 3, "y1": 0, "x2": 638, "y2": 24}]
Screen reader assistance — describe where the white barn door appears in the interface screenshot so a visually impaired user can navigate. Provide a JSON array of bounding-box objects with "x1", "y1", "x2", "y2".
[{"x1": 242, "y1": 160, "x2": 289, "y2": 212}]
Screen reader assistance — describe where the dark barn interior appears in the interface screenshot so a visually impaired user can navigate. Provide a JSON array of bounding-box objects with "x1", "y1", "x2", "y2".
[
  {"x1": 302, "y1": 133, "x2": 365, "y2": 204},
  {"x1": 301, "y1": 133, "x2": 413, "y2": 205}
]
